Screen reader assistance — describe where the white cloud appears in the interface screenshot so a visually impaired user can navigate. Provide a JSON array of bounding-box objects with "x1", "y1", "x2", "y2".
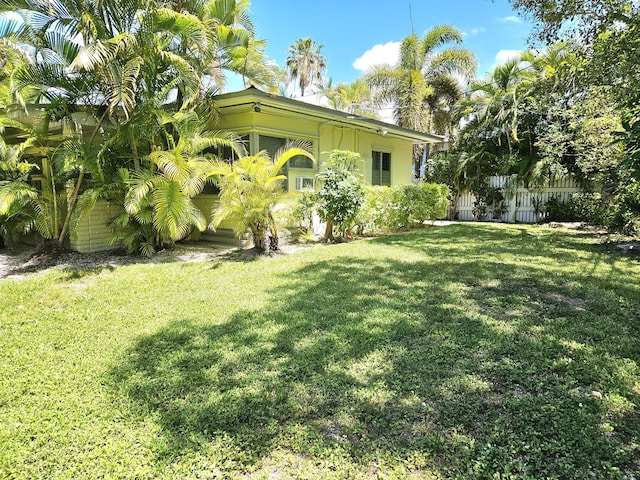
[
  {"x1": 499, "y1": 15, "x2": 522, "y2": 23},
  {"x1": 495, "y1": 49, "x2": 521, "y2": 64},
  {"x1": 353, "y1": 41, "x2": 400, "y2": 72},
  {"x1": 462, "y1": 27, "x2": 486, "y2": 38}
]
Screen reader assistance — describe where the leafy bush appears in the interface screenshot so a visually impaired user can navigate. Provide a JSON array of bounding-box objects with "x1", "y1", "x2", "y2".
[
  {"x1": 355, "y1": 183, "x2": 449, "y2": 234},
  {"x1": 355, "y1": 185, "x2": 396, "y2": 233},
  {"x1": 471, "y1": 185, "x2": 506, "y2": 221},
  {"x1": 544, "y1": 196, "x2": 575, "y2": 222},
  {"x1": 546, "y1": 186, "x2": 639, "y2": 236},
  {"x1": 545, "y1": 193, "x2": 611, "y2": 226},
  {"x1": 609, "y1": 180, "x2": 640, "y2": 235},
  {"x1": 402, "y1": 183, "x2": 450, "y2": 224},
  {"x1": 290, "y1": 189, "x2": 317, "y2": 232}
]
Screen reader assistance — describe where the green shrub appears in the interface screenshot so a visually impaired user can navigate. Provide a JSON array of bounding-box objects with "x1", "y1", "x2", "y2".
[
  {"x1": 546, "y1": 193, "x2": 611, "y2": 226},
  {"x1": 355, "y1": 183, "x2": 449, "y2": 234},
  {"x1": 402, "y1": 183, "x2": 450, "y2": 224},
  {"x1": 545, "y1": 196, "x2": 578, "y2": 222},
  {"x1": 471, "y1": 185, "x2": 506, "y2": 221},
  {"x1": 546, "y1": 186, "x2": 639, "y2": 236},
  {"x1": 355, "y1": 185, "x2": 396, "y2": 234},
  {"x1": 290, "y1": 189, "x2": 317, "y2": 232},
  {"x1": 610, "y1": 180, "x2": 640, "y2": 235}
]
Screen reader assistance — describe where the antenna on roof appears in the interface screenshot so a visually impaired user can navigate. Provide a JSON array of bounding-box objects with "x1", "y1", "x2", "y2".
[{"x1": 409, "y1": 2, "x2": 415, "y2": 35}]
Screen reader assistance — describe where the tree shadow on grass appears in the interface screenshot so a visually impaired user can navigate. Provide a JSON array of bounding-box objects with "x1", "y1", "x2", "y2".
[
  {"x1": 110, "y1": 228, "x2": 639, "y2": 478},
  {"x1": 378, "y1": 223, "x2": 640, "y2": 286}
]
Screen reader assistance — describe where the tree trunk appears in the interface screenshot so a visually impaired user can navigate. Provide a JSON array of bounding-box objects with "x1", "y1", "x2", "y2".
[
  {"x1": 58, "y1": 167, "x2": 84, "y2": 243},
  {"x1": 323, "y1": 217, "x2": 334, "y2": 242},
  {"x1": 267, "y1": 213, "x2": 279, "y2": 252},
  {"x1": 268, "y1": 228, "x2": 278, "y2": 252},
  {"x1": 449, "y1": 191, "x2": 460, "y2": 220},
  {"x1": 46, "y1": 158, "x2": 60, "y2": 239},
  {"x1": 251, "y1": 223, "x2": 269, "y2": 253}
]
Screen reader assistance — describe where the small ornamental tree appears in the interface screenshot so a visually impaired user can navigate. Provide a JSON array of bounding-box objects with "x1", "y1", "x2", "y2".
[{"x1": 315, "y1": 150, "x2": 364, "y2": 241}]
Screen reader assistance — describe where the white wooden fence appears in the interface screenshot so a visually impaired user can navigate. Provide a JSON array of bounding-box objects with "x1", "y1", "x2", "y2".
[{"x1": 456, "y1": 175, "x2": 581, "y2": 223}]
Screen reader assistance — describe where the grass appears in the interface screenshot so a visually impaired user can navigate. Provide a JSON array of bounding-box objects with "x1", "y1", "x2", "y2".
[{"x1": 0, "y1": 223, "x2": 639, "y2": 479}]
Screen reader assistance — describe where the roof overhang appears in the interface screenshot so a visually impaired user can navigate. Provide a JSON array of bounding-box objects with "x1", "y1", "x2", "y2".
[{"x1": 214, "y1": 87, "x2": 444, "y2": 144}]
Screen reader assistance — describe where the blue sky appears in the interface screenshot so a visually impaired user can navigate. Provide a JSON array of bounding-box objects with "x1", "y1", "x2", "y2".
[{"x1": 246, "y1": 0, "x2": 535, "y2": 89}]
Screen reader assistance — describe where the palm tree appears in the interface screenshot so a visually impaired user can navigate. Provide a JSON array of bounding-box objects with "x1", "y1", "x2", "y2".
[
  {"x1": 452, "y1": 42, "x2": 587, "y2": 197},
  {"x1": 211, "y1": 142, "x2": 314, "y2": 253},
  {"x1": 112, "y1": 112, "x2": 242, "y2": 256},
  {"x1": 286, "y1": 38, "x2": 327, "y2": 97},
  {"x1": 0, "y1": 0, "x2": 268, "y2": 252},
  {"x1": 321, "y1": 79, "x2": 377, "y2": 117},
  {"x1": 364, "y1": 25, "x2": 476, "y2": 178},
  {"x1": 364, "y1": 25, "x2": 477, "y2": 134},
  {"x1": 465, "y1": 59, "x2": 531, "y2": 150}
]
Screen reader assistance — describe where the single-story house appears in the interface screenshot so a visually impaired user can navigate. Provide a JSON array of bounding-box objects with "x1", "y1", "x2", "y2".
[
  {"x1": 2, "y1": 88, "x2": 444, "y2": 252},
  {"x1": 172, "y1": 87, "x2": 443, "y2": 247}
]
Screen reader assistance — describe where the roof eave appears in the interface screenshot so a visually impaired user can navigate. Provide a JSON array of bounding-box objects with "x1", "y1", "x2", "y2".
[{"x1": 214, "y1": 87, "x2": 444, "y2": 144}]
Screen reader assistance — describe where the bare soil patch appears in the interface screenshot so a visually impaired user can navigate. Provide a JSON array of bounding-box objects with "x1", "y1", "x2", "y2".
[{"x1": 0, "y1": 240, "x2": 322, "y2": 280}]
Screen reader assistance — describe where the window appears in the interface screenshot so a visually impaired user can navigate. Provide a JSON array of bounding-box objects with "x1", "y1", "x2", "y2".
[
  {"x1": 288, "y1": 155, "x2": 315, "y2": 169},
  {"x1": 258, "y1": 135, "x2": 286, "y2": 158},
  {"x1": 295, "y1": 176, "x2": 315, "y2": 191},
  {"x1": 201, "y1": 135, "x2": 250, "y2": 194},
  {"x1": 219, "y1": 134, "x2": 250, "y2": 163},
  {"x1": 372, "y1": 151, "x2": 391, "y2": 186},
  {"x1": 259, "y1": 135, "x2": 314, "y2": 169}
]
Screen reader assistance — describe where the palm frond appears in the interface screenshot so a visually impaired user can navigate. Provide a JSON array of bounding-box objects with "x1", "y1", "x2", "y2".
[
  {"x1": 105, "y1": 56, "x2": 142, "y2": 118},
  {"x1": 32, "y1": 196, "x2": 56, "y2": 239},
  {"x1": 400, "y1": 34, "x2": 423, "y2": 71},
  {"x1": 0, "y1": 179, "x2": 38, "y2": 215},
  {"x1": 43, "y1": 30, "x2": 81, "y2": 64},
  {"x1": 364, "y1": 65, "x2": 402, "y2": 106},
  {"x1": 149, "y1": 150, "x2": 188, "y2": 183},
  {"x1": 428, "y1": 48, "x2": 477, "y2": 81},
  {"x1": 70, "y1": 32, "x2": 134, "y2": 71},
  {"x1": 191, "y1": 129, "x2": 243, "y2": 156},
  {"x1": 422, "y1": 24, "x2": 464, "y2": 52},
  {"x1": 0, "y1": 16, "x2": 24, "y2": 37},
  {"x1": 151, "y1": 179, "x2": 204, "y2": 240},
  {"x1": 125, "y1": 170, "x2": 157, "y2": 213},
  {"x1": 272, "y1": 141, "x2": 314, "y2": 173},
  {"x1": 154, "y1": 8, "x2": 209, "y2": 50}
]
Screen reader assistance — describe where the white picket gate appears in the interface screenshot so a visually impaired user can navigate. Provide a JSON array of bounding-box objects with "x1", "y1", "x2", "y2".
[{"x1": 456, "y1": 175, "x2": 581, "y2": 223}]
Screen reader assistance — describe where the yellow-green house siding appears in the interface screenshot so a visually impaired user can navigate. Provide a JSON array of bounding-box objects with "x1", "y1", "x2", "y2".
[
  {"x1": 70, "y1": 201, "x2": 119, "y2": 253},
  {"x1": 216, "y1": 109, "x2": 416, "y2": 189}
]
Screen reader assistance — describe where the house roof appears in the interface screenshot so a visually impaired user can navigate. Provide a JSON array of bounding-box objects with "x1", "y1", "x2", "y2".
[{"x1": 214, "y1": 87, "x2": 444, "y2": 144}]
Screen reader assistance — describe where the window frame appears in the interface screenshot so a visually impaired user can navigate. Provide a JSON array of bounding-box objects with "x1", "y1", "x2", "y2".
[
  {"x1": 371, "y1": 150, "x2": 391, "y2": 186},
  {"x1": 295, "y1": 176, "x2": 315, "y2": 191},
  {"x1": 258, "y1": 134, "x2": 315, "y2": 170}
]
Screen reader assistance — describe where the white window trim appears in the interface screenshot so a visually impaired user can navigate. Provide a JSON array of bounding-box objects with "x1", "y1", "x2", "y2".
[{"x1": 295, "y1": 176, "x2": 315, "y2": 191}]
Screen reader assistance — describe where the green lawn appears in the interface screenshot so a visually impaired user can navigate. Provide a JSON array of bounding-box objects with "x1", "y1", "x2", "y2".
[{"x1": 1, "y1": 224, "x2": 638, "y2": 479}]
